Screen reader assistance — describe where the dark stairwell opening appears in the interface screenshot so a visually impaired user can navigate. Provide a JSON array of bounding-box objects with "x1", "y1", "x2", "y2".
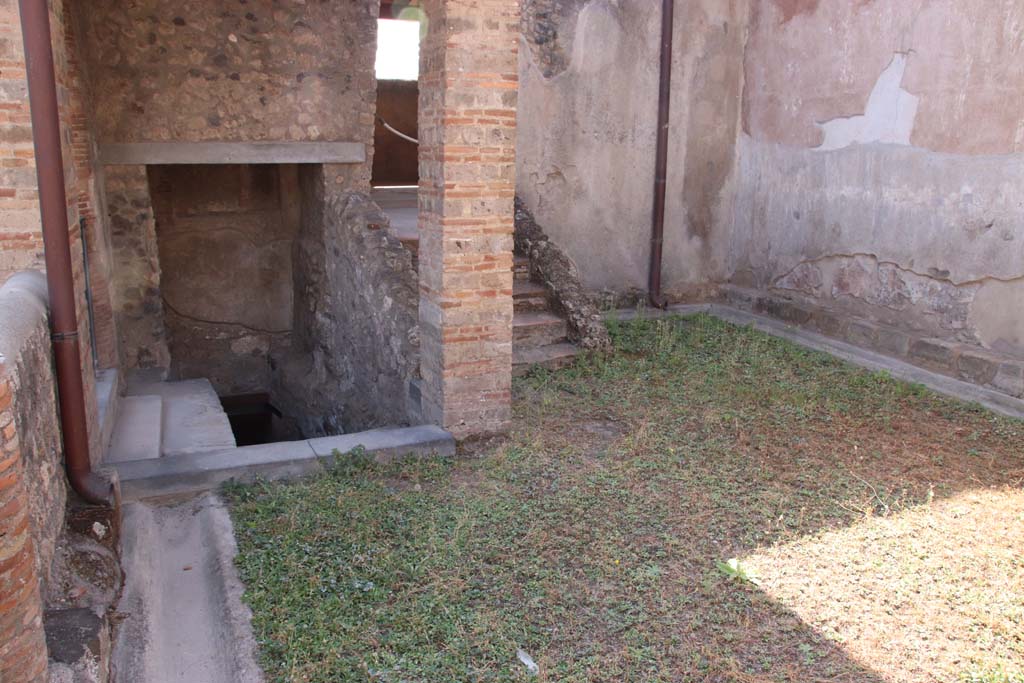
[{"x1": 220, "y1": 393, "x2": 284, "y2": 447}]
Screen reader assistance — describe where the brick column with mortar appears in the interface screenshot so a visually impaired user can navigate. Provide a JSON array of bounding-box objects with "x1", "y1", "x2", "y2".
[
  {"x1": 0, "y1": 376, "x2": 48, "y2": 683},
  {"x1": 417, "y1": 0, "x2": 520, "y2": 439}
]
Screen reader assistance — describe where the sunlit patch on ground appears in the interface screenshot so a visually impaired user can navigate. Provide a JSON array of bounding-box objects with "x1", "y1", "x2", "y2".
[{"x1": 743, "y1": 487, "x2": 1024, "y2": 683}]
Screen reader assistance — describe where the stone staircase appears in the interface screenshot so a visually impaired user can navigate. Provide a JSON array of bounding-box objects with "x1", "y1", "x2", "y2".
[
  {"x1": 374, "y1": 188, "x2": 581, "y2": 375},
  {"x1": 511, "y1": 255, "x2": 580, "y2": 375}
]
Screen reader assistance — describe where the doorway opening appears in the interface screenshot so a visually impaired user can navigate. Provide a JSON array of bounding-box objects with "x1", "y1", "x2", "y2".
[{"x1": 374, "y1": 6, "x2": 421, "y2": 188}]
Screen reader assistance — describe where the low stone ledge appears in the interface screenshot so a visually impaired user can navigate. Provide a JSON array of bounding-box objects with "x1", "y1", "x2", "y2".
[
  {"x1": 111, "y1": 425, "x2": 456, "y2": 501},
  {"x1": 721, "y1": 287, "x2": 1024, "y2": 402}
]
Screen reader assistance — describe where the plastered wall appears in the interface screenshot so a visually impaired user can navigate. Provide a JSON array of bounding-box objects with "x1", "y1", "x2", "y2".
[
  {"x1": 516, "y1": 0, "x2": 746, "y2": 299},
  {"x1": 731, "y1": 0, "x2": 1024, "y2": 373}
]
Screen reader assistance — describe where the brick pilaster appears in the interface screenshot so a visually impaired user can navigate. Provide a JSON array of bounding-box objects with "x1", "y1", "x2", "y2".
[
  {"x1": 0, "y1": 376, "x2": 48, "y2": 683},
  {"x1": 417, "y1": 0, "x2": 519, "y2": 439}
]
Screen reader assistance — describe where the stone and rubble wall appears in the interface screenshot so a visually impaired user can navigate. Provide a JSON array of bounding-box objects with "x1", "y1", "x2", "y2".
[
  {"x1": 76, "y1": 0, "x2": 379, "y2": 147},
  {"x1": 728, "y1": 0, "x2": 1024, "y2": 399},
  {"x1": 276, "y1": 165, "x2": 420, "y2": 436},
  {"x1": 149, "y1": 164, "x2": 299, "y2": 396},
  {"x1": 104, "y1": 165, "x2": 170, "y2": 374},
  {"x1": 0, "y1": 272, "x2": 67, "y2": 683}
]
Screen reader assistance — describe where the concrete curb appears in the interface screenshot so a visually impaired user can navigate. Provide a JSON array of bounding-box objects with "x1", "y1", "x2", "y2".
[
  {"x1": 110, "y1": 425, "x2": 456, "y2": 501},
  {"x1": 113, "y1": 495, "x2": 264, "y2": 683},
  {"x1": 204, "y1": 496, "x2": 265, "y2": 683},
  {"x1": 609, "y1": 304, "x2": 1024, "y2": 421}
]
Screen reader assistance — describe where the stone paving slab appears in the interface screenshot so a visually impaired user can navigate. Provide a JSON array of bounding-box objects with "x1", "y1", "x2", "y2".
[{"x1": 126, "y1": 378, "x2": 237, "y2": 457}]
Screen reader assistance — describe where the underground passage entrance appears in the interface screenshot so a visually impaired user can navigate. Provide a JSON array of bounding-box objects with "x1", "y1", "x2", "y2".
[
  {"x1": 220, "y1": 393, "x2": 284, "y2": 447},
  {"x1": 143, "y1": 158, "x2": 422, "y2": 444},
  {"x1": 149, "y1": 163, "x2": 300, "y2": 399}
]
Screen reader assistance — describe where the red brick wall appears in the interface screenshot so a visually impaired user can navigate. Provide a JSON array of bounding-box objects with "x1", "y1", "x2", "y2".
[
  {"x1": 60, "y1": 3, "x2": 116, "y2": 369},
  {"x1": 0, "y1": 0, "x2": 107, "y2": 464},
  {"x1": 0, "y1": 376, "x2": 48, "y2": 683},
  {"x1": 0, "y1": 3, "x2": 43, "y2": 279},
  {"x1": 417, "y1": 0, "x2": 519, "y2": 439}
]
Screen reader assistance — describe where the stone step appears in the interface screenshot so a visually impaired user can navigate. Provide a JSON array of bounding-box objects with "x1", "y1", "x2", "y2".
[
  {"x1": 106, "y1": 395, "x2": 163, "y2": 464},
  {"x1": 514, "y1": 311, "x2": 568, "y2": 348},
  {"x1": 95, "y1": 367, "x2": 120, "y2": 458},
  {"x1": 513, "y1": 255, "x2": 531, "y2": 281},
  {"x1": 513, "y1": 280, "x2": 548, "y2": 312},
  {"x1": 126, "y1": 378, "x2": 236, "y2": 457},
  {"x1": 513, "y1": 342, "x2": 580, "y2": 376}
]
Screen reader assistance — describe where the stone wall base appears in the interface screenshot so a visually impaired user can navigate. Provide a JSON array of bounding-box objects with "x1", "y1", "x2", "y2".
[{"x1": 721, "y1": 286, "x2": 1024, "y2": 401}]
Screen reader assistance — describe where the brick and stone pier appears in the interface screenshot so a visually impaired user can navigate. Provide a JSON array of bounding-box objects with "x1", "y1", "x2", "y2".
[{"x1": 417, "y1": 0, "x2": 520, "y2": 439}]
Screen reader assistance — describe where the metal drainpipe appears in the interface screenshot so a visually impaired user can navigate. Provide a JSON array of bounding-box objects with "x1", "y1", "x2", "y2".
[
  {"x1": 648, "y1": 0, "x2": 674, "y2": 309},
  {"x1": 19, "y1": 0, "x2": 113, "y2": 505}
]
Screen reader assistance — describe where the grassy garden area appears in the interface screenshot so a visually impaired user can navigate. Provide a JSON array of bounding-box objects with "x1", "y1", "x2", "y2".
[{"x1": 228, "y1": 315, "x2": 1024, "y2": 683}]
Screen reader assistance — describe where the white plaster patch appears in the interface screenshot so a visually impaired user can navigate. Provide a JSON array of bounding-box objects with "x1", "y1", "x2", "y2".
[
  {"x1": 570, "y1": 1, "x2": 623, "y2": 74},
  {"x1": 816, "y1": 54, "x2": 919, "y2": 151}
]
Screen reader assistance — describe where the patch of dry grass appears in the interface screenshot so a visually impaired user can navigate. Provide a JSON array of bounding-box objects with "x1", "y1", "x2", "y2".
[
  {"x1": 744, "y1": 487, "x2": 1024, "y2": 682},
  {"x1": 230, "y1": 315, "x2": 1024, "y2": 683}
]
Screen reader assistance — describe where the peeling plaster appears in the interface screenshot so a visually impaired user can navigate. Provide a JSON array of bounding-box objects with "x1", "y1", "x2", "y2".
[
  {"x1": 816, "y1": 53, "x2": 919, "y2": 151},
  {"x1": 771, "y1": 253, "x2": 977, "y2": 336}
]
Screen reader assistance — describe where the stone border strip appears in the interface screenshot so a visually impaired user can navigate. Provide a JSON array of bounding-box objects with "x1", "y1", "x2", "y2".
[
  {"x1": 97, "y1": 141, "x2": 365, "y2": 165},
  {"x1": 721, "y1": 287, "x2": 1024, "y2": 403},
  {"x1": 108, "y1": 425, "x2": 456, "y2": 502},
  {"x1": 611, "y1": 304, "x2": 1024, "y2": 421}
]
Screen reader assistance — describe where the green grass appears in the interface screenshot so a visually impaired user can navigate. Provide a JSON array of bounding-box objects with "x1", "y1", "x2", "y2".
[{"x1": 228, "y1": 315, "x2": 1024, "y2": 683}]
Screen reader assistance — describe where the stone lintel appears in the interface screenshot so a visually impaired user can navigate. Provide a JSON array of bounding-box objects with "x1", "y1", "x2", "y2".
[{"x1": 98, "y1": 142, "x2": 366, "y2": 166}]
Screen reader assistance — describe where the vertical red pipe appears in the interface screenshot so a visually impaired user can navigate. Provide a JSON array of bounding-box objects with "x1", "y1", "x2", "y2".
[
  {"x1": 19, "y1": 0, "x2": 112, "y2": 505},
  {"x1": 648, "y1": 0, "x2": 674, "y2": 309}
]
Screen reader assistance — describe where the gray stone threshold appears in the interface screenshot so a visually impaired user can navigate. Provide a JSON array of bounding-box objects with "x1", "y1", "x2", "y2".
[
  {"x1": 611, "y1": 304, "x2": 1024, "y2": 421},
  {"x1": 109, "y1": 425, "x2": 456, "y2": 502}
]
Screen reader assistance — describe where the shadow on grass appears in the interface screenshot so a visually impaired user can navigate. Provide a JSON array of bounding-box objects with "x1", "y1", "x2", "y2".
[{"x1": 228, "y1": 315, "x2": 1024, "y2": 682}]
